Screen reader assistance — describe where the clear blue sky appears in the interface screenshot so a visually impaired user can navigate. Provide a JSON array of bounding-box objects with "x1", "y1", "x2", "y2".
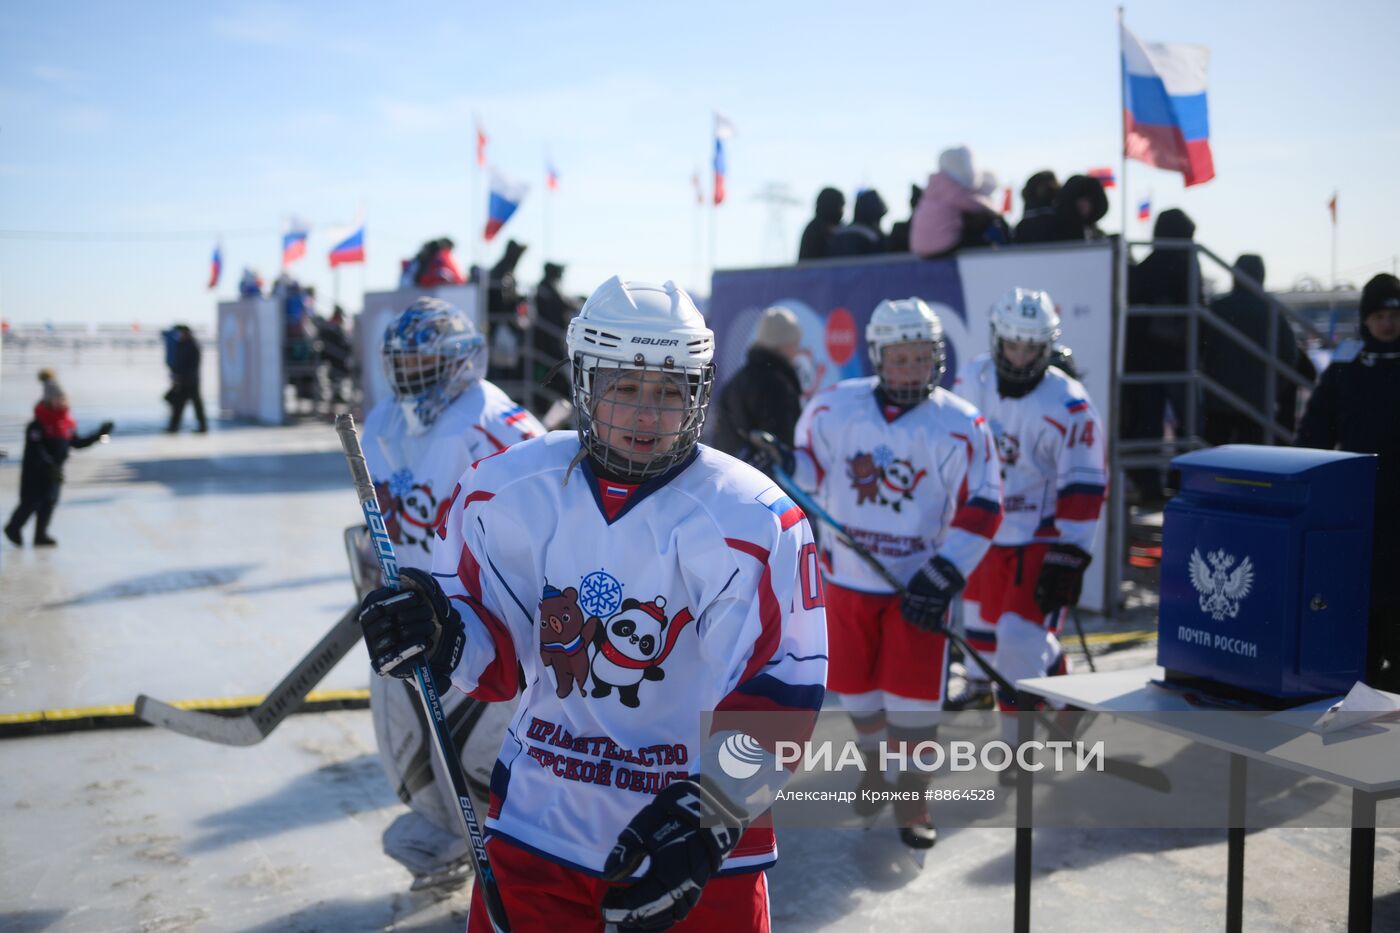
[{"x1": 1, "y1": 0, "x2": 1396, "y2": 327}]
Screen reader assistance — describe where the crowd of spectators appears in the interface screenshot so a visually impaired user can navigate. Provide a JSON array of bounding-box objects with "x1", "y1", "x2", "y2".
[{"x1": 797, "y1": 145, "x2": 1109, "y2": 264}]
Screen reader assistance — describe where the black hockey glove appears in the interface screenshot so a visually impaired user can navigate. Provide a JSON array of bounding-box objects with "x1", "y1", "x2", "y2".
[
  {"x1": 358, "y1": 567, "x2": 465, "y2": 692},
  {"x1": 601, "y1": 777, "x2": 747, "y2": 931},
  {"x1": 900, "y1": 554, "x2": 964, "y2": 632},
  {"x1": 1034, "y1": 544, "x2": 1091, "y2": 615},
  {"x1": 743, "y1": 429, "x2": 796, "y2": 478}
]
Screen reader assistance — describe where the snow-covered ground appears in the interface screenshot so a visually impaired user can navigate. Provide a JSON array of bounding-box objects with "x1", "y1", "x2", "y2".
[{"x1": 1, "y1": 345, "x2": 1396, "y2": 931}]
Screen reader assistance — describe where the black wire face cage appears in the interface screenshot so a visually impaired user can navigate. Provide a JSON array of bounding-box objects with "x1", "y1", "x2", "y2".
[
  {"x1": 571, "y1": 353, "x2": 715, "y2": 482},
  {"x1": 991, "y1": 328, "x2": 1053, "y2": 390},
  {"x1": 875, "y1": 339, "x2": 947, "y2": 406}
]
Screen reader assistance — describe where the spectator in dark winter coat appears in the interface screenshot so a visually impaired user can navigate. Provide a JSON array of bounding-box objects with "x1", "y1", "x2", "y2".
[
  {"x1": 710, "y1": 305, "x2": 805, "y2": 457},
  {"x1": 486, "y1": 239, "x2": 529, "y2": 383},
  {"x1": 886, "y1": 184, "x2": 923, "y2": 254},
  {"x1": 1201, "y1": 255, "x2": 1313, "y2": 445},
  {"x1": 166, "y1": 325, "x2": 208, "y2": 433},
  {"x1": 5, "y1": 374, "x2": 112, "y2": 547},
  {"x1": 798, "y1": 187, "x2": 846, "y2": 261},
  {"x1": 1012, "y1": 170, "x2": 1060, "y2": 242},
  {"x1": 532, "y1": 262, "x2": 581, "y2": 408},
  {"x1": 827, "y1": 189, "x2": 889, "y2": 257},
  {"x1": 1123, "y1": 208, "x2": 1201, "y2": 501},
  {"x1": 1296, "y1": 273, "x2": 1400, "y2": 691},
  {"x1": 1014, "y1": 174, "x2": 1108, "y2": 244}
]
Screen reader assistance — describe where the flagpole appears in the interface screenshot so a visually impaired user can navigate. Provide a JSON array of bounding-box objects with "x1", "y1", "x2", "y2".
[
  {"x1": 471, "y1": 159, "x2": 480, "y2": 273},
  {"x1": 1330, "y1": 190, "x2": 1338, "y2": 289},
  {"x1": 543, "y1": 161, "x2": 552, "y2": 265},
  {"x1": 692, "y1": 175, "x2": 702, "y2": 293},
  {"x1": 1118, "y1": 5, "x2": 1129, "y2": 241},
  {"x1": 709, "y1": 194, "x2": 718, "y2": 294}
]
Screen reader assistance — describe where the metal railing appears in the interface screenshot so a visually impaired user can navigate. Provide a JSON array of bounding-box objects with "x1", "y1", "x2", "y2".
[
  {"x1": 1105, "y1": 238, "x2": 1332, "y2": 610},
  {"x1": 484, "y1": 299, "x2": 572, "y2": 426}
]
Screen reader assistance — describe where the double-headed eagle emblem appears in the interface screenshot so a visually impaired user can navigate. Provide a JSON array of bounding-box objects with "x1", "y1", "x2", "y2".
[{"x1": 1188, "y1": 548, "x2": 1254, "y2": 621}]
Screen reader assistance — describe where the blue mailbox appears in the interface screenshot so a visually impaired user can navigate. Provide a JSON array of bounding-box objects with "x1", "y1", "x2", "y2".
[{"x1": 1158, "y1": 445, "x2": 1376, "y2": 702}]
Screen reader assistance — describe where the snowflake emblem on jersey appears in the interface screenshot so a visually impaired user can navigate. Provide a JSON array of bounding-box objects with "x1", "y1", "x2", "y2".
[
  {"x1": 1189, "y1": 548, "x2": 1255, "y2": 622},
  {"x1": 388, "y1": 467, "x2": 416, "y2": 500},
  {"x1": 872, "y1": 445, "x2": 896, "y2": 469},
  {"x1": 579, "y1": 570, "x2": 623, "y2": 618}
]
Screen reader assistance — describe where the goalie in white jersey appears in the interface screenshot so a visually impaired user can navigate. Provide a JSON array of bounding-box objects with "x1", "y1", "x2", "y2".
[
  {"x1": 361, "y1": 297, "x2": 544, "y2": 891},
  {"x1": 952, "y1": 288, "x2": 1107, "y2": 746},
  {"x1": 783, "y1": 297, "x2": 1002, "y2": 848},
  {"x1": 358, "y1": 277, "x2": 827, "y2": 932}
]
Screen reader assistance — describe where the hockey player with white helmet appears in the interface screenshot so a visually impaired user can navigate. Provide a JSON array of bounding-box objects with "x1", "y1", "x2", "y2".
[
  {"x1": 357, "y1": 277, "x2": 827, "y2": 931},
  {"x1": 781, "y1": 296, "x2": 1002, "y2": 848},
  {"x1": 953, "y1": 287, "x2": 1107, "y2": 754},
  {"x1": 360, "y1": 296, "x2": 544, "y2": 891}
]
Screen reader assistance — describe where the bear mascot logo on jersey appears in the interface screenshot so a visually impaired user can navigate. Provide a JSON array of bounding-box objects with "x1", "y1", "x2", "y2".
[
  {"x1": 538, "y1": 583, "x2": 598, "y2": 699},
  {"x1": 848, "y1": 452, "x2": 882, "y2": 504},
  {"x1": 589, "y1": 595, "x2": 695, "y2": 709},
  {"x1": 847, "y1": 446, "x2": 926, "y2": 513}
]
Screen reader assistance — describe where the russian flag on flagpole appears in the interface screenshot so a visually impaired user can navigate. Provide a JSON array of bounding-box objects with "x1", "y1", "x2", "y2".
[
  {"x1": 546, "y1": 160, "x2": 559, "y2": 191},
  {"x1": 282, "y1": 217, "x2": 309, "y2": 266},
  {"x1": 485, "y1": 170, "x2": 528, "y2": 241},
  {"x1": 329, "y1": 224, "x2": 365, "y2": 267},
  {"x1": 1137, "y1": 195, "x2": 1152, "y2": 221},
  {"x1": 1087, "y1": 167, "x2": 1117, "y2": 189},
  {"x1": 208, "y1": 243, "x2": 222, "y2": 289},
  {"x1": 1122, "y1": 24, "x2": 1215, "y2": 186},
  {"x1": 713, "y1": 112, "x2": 735, "y2": 206}
]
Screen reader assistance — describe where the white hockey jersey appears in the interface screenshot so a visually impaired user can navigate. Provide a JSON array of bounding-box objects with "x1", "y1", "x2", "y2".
[
  {"x1": 432, "y1": 433, "x2": 828, "y2": 876},
  {"x1": 953, "y1": 356, "x2": 1107, "y2": 551},
  {"x1": 363, "y1": 381, "x2": 544, "y2": 571},
  {"x1": 793, "y1": 376, "x2": 1002, "y2": 592}
]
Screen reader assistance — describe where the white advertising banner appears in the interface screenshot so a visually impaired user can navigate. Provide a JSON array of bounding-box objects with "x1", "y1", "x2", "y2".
[{"x1": 217, "y1": 298, "x2": 283, "y2": 424}]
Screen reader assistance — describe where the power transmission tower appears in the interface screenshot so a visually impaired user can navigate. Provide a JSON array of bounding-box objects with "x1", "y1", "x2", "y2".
[{"x1": 752, "y1": 181, "x2": 804, "y2": 265}]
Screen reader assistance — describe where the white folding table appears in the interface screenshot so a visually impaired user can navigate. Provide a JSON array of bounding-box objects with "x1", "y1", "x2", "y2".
[{"x1": 1011, "y1": 666, "x2": 1400, "y2": 933}]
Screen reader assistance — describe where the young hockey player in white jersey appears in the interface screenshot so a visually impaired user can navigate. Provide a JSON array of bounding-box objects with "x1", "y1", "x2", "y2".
[
  {"x1": 361, "y1": 297, "x2": 544, "y2": 891},
  {"x1": 358, "y1": 277, "x2": 827, "y2": 932},
  {"x1": 780, "y1": 297, "x2": 1002, "y2": 848},
  {"x1": 952, "y1": 288, "x2": 1106, "y2": 750}
]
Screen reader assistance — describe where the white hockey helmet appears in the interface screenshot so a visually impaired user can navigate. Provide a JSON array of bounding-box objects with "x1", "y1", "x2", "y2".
[
  {"x1": 865, "y1": 297, "x2": 946, "y2": 404},
  {"x1": 988, "y1": 287, "x2": 1061, "y2": 389},
  {"x1": 381, "y1": 297, "x2": 484, "y2": 433},
  {"x1": 566, "y1": 276, "x2": 715, "y2": 481}
]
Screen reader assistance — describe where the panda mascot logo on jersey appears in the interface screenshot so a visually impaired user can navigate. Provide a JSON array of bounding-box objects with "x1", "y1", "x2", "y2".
[{"x1": 588, "y1": 595, "x2": 695, "y2": 708}]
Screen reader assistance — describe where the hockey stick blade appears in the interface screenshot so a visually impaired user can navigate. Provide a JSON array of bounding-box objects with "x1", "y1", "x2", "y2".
[{"x1": 135, "y1": 605, "x2": 362, "y2": 746}]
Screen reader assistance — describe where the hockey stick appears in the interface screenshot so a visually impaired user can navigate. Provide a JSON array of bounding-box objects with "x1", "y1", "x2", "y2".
[
  {"x1": 335, "y1": 414, "x2": 511, "y2": 933},
  {"x1": 1069, "y1": 608, "x2": 1097, "y2": 673},
  {"x1": 749, "y1": 431, "x2": 1169, "y2": 793},
  {"x1": 134, "y1": 605, "x2": 361, "y2": 746}
]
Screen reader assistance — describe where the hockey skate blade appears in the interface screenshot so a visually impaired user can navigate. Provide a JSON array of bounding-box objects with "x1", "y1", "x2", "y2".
[{"x1": 134, "y1": 694, "x2": 268, "y2": 746}]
